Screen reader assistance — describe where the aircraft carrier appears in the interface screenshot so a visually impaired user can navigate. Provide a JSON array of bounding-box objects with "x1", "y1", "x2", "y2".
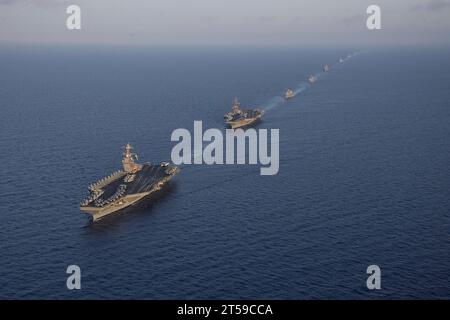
[
  {"x1": 224, "y1": 97, "x2": 263, "y2": 129},
  {"x1": 80, "y1": 144, "x2": 179, "y2": 221}
]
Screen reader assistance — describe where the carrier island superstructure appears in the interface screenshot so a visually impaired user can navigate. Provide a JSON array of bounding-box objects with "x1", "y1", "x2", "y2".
[{"x1": 80, "y1": 144, "x2": 179, "y2": 221}]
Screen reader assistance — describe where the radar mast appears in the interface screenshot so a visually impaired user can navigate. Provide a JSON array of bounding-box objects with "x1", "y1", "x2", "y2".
[{"x1": 232, "y1": 97, "x2": 241, "y2": 114}]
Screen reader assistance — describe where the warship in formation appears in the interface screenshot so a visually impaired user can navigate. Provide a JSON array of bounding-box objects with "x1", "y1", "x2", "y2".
[
  {"x1": 323, "y1": 64, "x2": 331, "y2": 72},
  {"x1": 308, "y1": 75, "x2": 316, "y2": 84},
  {"x1": 224, "y1": 97, "x2": 263, "y2": 129},
  {"x1": 80, "y1": 144, "x2": 179, "y2": 221},
  {"x1": 284, "y1": 89, "x2": 295, "y2": 99}
]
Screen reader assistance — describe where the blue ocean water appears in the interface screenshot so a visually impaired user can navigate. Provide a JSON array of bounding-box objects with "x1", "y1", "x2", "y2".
[{"x1": 0, "y1": 46, "x2": 449, "y2": 299}]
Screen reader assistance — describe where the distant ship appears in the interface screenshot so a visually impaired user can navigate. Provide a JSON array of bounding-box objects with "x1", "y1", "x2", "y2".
[
  {"x1": 80, "y1": 144, "x2": 179, "y2": 221},
  {"x1": 339, "y1": 58, "x2": 344, "y2": 63},
  {"x1": 284, "y1": 89, "x2": 295, "y2": 99},
  {"x1": 224, "y1": 97, "x2": 263, "y2": 129},
  {"x1": 308, "y1": 75, "x2": 316, "y2": 84},
  {"x1": 323, "y1": 64, "x2": 331, "y2": 72}
]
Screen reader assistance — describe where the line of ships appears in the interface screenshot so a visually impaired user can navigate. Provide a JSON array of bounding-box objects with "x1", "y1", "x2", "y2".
[{"x1": 80, "y1": 61, "x2": 342, "y2": 221}]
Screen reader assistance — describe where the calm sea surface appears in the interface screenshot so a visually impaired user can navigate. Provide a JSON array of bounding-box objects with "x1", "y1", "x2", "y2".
[{"x1": 0, "y1": 46, "x2": 449, "y2": 299}]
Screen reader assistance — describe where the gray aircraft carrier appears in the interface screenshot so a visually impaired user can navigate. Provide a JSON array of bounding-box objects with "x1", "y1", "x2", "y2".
[{"x1": 80, "y1": 144, "x2": 179, "y2": 221}]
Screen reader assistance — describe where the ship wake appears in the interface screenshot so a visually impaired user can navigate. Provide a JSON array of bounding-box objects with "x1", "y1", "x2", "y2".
[{"x1": 261, "y1": 52, "x2": 358, "y2": 112}]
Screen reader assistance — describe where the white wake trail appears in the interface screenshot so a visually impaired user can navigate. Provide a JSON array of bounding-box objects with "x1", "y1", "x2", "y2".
[{"x1": 260, "y1": 52, "x2": 358, "y2": 113}]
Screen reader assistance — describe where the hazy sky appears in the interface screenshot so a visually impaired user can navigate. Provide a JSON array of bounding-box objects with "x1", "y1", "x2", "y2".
[{"x1": 1, "y1": 0, "x2": 450, "y2": 46}]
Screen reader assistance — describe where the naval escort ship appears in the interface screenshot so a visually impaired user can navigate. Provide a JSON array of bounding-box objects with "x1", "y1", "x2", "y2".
[
  {"x1": 224, "y1": 97, "x2": 263, "y2": 129},
  {"x1": 284, "y1": 89, "x2": 295, "y2": 99},
  {"x1": 308, "y1": 75, "x2": 316, "y2": 84},
  {"x1": 323, "y1": 64, "x2": 331, "y2": 72},
  {"x1": 80, "y1": 143, "x2": 179, "y2": 221}
]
